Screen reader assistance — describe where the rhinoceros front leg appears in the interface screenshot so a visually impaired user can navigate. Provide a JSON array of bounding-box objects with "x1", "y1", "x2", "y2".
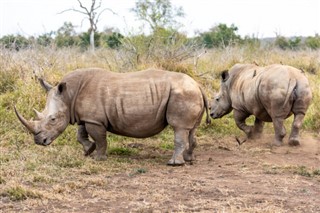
[
  {"x1": 288, "y1": 113, "x2": 305, "y2": 146},
  {"x1": 233, "y1": 110, "x2": 254, "y2": 139},
  {"x1": 85, "y1": 123, "x2": 107, "y2": 161},
  {"x1": 77, "y1": 125, "x2": 96, "y2": 156},
  {"x1": 167, "y1": 128, "x2": 188, "y2": 166}
]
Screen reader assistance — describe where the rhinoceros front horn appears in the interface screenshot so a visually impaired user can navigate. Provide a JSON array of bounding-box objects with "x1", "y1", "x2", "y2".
[{"x1": 14, "y1": 106, "x2": 37, "y2": 134}]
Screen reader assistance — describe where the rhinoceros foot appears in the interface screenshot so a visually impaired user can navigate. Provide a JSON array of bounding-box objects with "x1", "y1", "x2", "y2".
[
  {"x1": 288, "y1": 138, "x2": 300, "y2": 146},
  {"x1": 84, "y1": 143, "x2": 96, "y2": 156},
  {"x1": 167, "y1": 158, "x2": 185, "y2": 166},
  {"x1": 183, "y1": 152, "x2": 195, "y2": 162}
]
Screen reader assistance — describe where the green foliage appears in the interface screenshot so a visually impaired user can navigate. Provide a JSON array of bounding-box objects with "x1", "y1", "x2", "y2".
[
  {"x1": 131, "y1": 0, "x2": 185, "y2": 31},
  {"x1": 36, "y1": 32, "x2": 54, "y2": 47},
  {"x1": 78, "y1": 31, "x2": 102, "y2": 49},
  {"x1": 55, "y1": 22, "x2": 79, "y2": 47},
  {"x1": 122, "y1": 27, "x2": 198, "y2": 70},
  {"x1": 1, "y1": 186, "x2": 41, "y2": 201},
  {"x1": 274, "y1": 36, "x2": 301, "y2": 50},
  {"x1": 199, "y1": 24, "x2": 242, "y2": 48},
  {"x1": 0, "y1": 34, "x2": 31, "y2": 50},
  {"x1": 305, "y1": 34, "x2": 320, "y2": 49},
  {"x1": 104, "y1": 32, "x2": 124, "y2": 49},
  {"x1": 109, "y1": 147, "x2": 138, "y2": 156}
]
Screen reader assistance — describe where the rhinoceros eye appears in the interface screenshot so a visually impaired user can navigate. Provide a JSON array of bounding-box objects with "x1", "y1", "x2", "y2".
[
  {"x1": 215, "y1": 97, "x2": 220, "y2": 102},
  {"x1": 49, "y1": 115, "x2": 56, "y2": 123}
]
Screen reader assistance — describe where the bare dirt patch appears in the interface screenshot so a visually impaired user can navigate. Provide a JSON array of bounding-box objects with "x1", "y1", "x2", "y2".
[{"x1": 1, "y1": 133, "x2": 319, "y2": 213}]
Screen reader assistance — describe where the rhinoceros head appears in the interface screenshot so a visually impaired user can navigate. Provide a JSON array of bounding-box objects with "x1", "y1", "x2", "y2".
[
  {"x1": 15, "y1": 79, "x2": 70, "y2": 146},
  {"x1": 210, "y1": 70, "x2": 233, "y2": 119}
]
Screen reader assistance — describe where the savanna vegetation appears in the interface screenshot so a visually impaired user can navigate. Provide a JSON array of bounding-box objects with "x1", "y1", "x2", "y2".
[{"x1": 0, "y1": 0, "x2": 319, "y2": 212}]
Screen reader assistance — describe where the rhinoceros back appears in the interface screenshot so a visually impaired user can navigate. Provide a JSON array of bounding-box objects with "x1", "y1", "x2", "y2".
[{"x1": 67, "y1": 69, "x2": 201, "y2": 138}]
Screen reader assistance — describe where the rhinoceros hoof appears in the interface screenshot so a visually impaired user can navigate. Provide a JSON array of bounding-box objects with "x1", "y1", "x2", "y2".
[
  {"x1": 288, "y1": 138, "x2": 300, "y2": 146},
  {"x1": 84, "y1": 143, "x2": 96, "y2": 156},
  {"x1": 167, "y1": 158, "x2": 185, "y2": 166},
  {"x1": 183, "y1": 153, "x2": 195, "y2": 162}
]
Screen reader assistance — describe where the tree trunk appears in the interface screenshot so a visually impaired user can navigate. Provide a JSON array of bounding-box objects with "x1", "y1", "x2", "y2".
[{"x1": 90, "y1": 30, "x2": 95, "y2": 52}]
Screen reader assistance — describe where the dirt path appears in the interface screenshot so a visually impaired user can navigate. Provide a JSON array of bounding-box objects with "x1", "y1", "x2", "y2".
[{"x1": 1, "y1": 133, "x2": 319, "y2": 212}]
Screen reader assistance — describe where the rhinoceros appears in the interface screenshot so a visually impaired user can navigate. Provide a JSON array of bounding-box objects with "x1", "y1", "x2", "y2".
[
  {"x1": 15, "y1": 68, "x2": 210, "y2": 165},
  {"x1": 210, "y1": 64, "x2": 312, "y2": 146}
]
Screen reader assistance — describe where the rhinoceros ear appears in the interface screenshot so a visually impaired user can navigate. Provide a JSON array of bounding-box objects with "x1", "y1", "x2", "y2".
[
  {"x1": 57, "y1": 82, "x2": 67, "y2": 95},
  {"x1": 221, "y1": 70, "x2": 229, "y2": 82},
  {"x1": 39, "y1": 78, "x2": 53, "y2": 92}
]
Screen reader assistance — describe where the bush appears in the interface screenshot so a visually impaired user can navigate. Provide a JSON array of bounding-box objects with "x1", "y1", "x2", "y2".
[
  {"x1": 199, "y1": 24, "x2": 242, "y2": 48},
  {"x1": 305, "y1": 34, "x2": 320, "y2": 49},
  {"x1": 0, "y1": 35, "x2": 31, "y2": 50}
]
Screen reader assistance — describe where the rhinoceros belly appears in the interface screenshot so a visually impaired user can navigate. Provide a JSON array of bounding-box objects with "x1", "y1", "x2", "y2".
[
  {"x1": 106, "y1": 82, "x2": 170, "y2": 138},
  {"x1": 107, "y1": 100, "x2": 168, "y2": 138}
]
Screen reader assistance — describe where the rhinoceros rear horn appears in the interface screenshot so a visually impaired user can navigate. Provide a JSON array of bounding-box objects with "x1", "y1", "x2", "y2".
[
  {"x1": 39, "y1": 78, "x2": 53, "y2": 92},
  {"x1": 33, "y1": 108, "x2": 44, "y2": 120},
  {"x1": 14, "y1": 106, "x2": 38, "y2": 134}
]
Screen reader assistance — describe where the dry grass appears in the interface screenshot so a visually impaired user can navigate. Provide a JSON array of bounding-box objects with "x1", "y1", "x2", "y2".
[{"x1": 0, "y1": 46, "x2": 319, "y2": 212}]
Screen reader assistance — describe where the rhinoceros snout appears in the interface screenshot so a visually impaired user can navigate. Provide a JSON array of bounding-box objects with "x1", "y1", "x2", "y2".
[
  {"x1": 34, "y1": 135, "x2": 50, "y2": 146},
  {"x1": 210, "y1": 112, "x2": 217, "y2": 118}
]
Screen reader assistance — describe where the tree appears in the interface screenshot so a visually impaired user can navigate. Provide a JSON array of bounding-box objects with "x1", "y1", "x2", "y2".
[
  {"x1": 274, "y1": 36, "x2": 301, "y2": 50},
  {"x1": 55, "y1": 22, "x2": 79, "y2": 47},
  {"x1": 0, "y1": 34, "x2": 30, "y2": 50},
  {"x1": 131, "y1": 0, "x2": 185, "y2": 32},
  {"x1": 305, "y1": 34, "x2": 320, "y2": 50},
  {"x1": 199, "y1": 24, "x2": 241, "y2": 48},
  {"x1": 37, "y1": 32, "x2": 54, "y2": 47},
  {"x1": 60, "y1": 0, "x2": 115, "y2": 51}
]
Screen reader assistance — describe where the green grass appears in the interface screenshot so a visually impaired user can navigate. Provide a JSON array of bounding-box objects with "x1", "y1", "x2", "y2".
[
  {"x1": 1, "y1": 186, "x2": 42, "y2": 201},
  {"x1": 0, "y1": 47, "x2": 319, "y2": 212}
]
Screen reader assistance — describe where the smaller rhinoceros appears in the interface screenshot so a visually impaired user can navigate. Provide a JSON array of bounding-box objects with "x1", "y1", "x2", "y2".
[
  {"x1": 15, "y1": 68, "x2": 210, "y2": 166},
  {"x1": 210, "y1": 64, "x2": 312, "y2": 146}
]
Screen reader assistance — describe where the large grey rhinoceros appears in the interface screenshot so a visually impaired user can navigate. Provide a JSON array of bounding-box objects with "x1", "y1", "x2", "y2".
[
  {"x1": 210, "y1": 64, "x2": 312, "y2": 146},
  {"x1": 15, "y1": 68, "x2": 210, "y2": 165}
]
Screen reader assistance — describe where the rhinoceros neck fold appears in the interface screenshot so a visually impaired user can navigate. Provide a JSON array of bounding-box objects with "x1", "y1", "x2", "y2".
[{"x1": 67, "y1": 76, "x2": 83, "y2": 125}]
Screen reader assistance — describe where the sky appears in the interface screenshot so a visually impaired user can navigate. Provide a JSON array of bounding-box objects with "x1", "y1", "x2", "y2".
[{"x1": 0, "y1": 0, "x2": 319, "y2": 38}]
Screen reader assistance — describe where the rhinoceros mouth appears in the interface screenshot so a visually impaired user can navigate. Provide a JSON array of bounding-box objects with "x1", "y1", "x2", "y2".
[
  {"x1": 34, "y1": 135, "x2": 53, "y2": 146},
  {"x1": 42, "y1": 138, "x2": 54, "y2": 146},
  {"x1": 210, "y1": 112, "x2": 221, "y2": 119}
]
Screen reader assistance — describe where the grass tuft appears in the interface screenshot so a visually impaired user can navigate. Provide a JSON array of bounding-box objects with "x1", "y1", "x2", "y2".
[{"x1": 1, "y1": 186, "x2": 42, "y2": 201}]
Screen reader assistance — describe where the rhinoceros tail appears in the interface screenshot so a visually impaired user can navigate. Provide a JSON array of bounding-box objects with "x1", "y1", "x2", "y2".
[
  {"x1": 282, "y1": 78, "x2": 297, "y2": 109},
  {"x1": 200, "y1": 87, "x2": 211, "y2": 124}
]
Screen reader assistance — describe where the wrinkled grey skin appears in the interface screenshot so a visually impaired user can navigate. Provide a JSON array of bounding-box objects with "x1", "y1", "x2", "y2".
[
  {"x1": 210, "y1": 64, "x2": 312, "y2": 146},
  {"x1": 15, "y1": 68, "x2": 210, "y2": 166}
]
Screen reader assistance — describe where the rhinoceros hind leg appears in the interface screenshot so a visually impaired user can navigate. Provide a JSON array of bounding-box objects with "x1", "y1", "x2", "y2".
[
  {"x1": 251, "y1": 118, "x2": 264, "y2": 139},
  {"x1": 167, "y1": 128, "x2": 188, "y2": 166},
  {"x1": 272, "y1": 118, "x2": 286, "y2": 146},
  {"x1": 288, "y1": 113, "x2": 304, "y2": 146},
  {"x1": 183, "y1": 128, "x2": 198, "y2": 162},
  {"x1": 77, "y1": 125, "x2": 96, "y2": 156}
]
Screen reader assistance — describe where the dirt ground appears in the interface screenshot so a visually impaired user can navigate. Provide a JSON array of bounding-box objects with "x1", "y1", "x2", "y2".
[{"x1": 1, "y1": 132, "x2": 319, "y2": 213}]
